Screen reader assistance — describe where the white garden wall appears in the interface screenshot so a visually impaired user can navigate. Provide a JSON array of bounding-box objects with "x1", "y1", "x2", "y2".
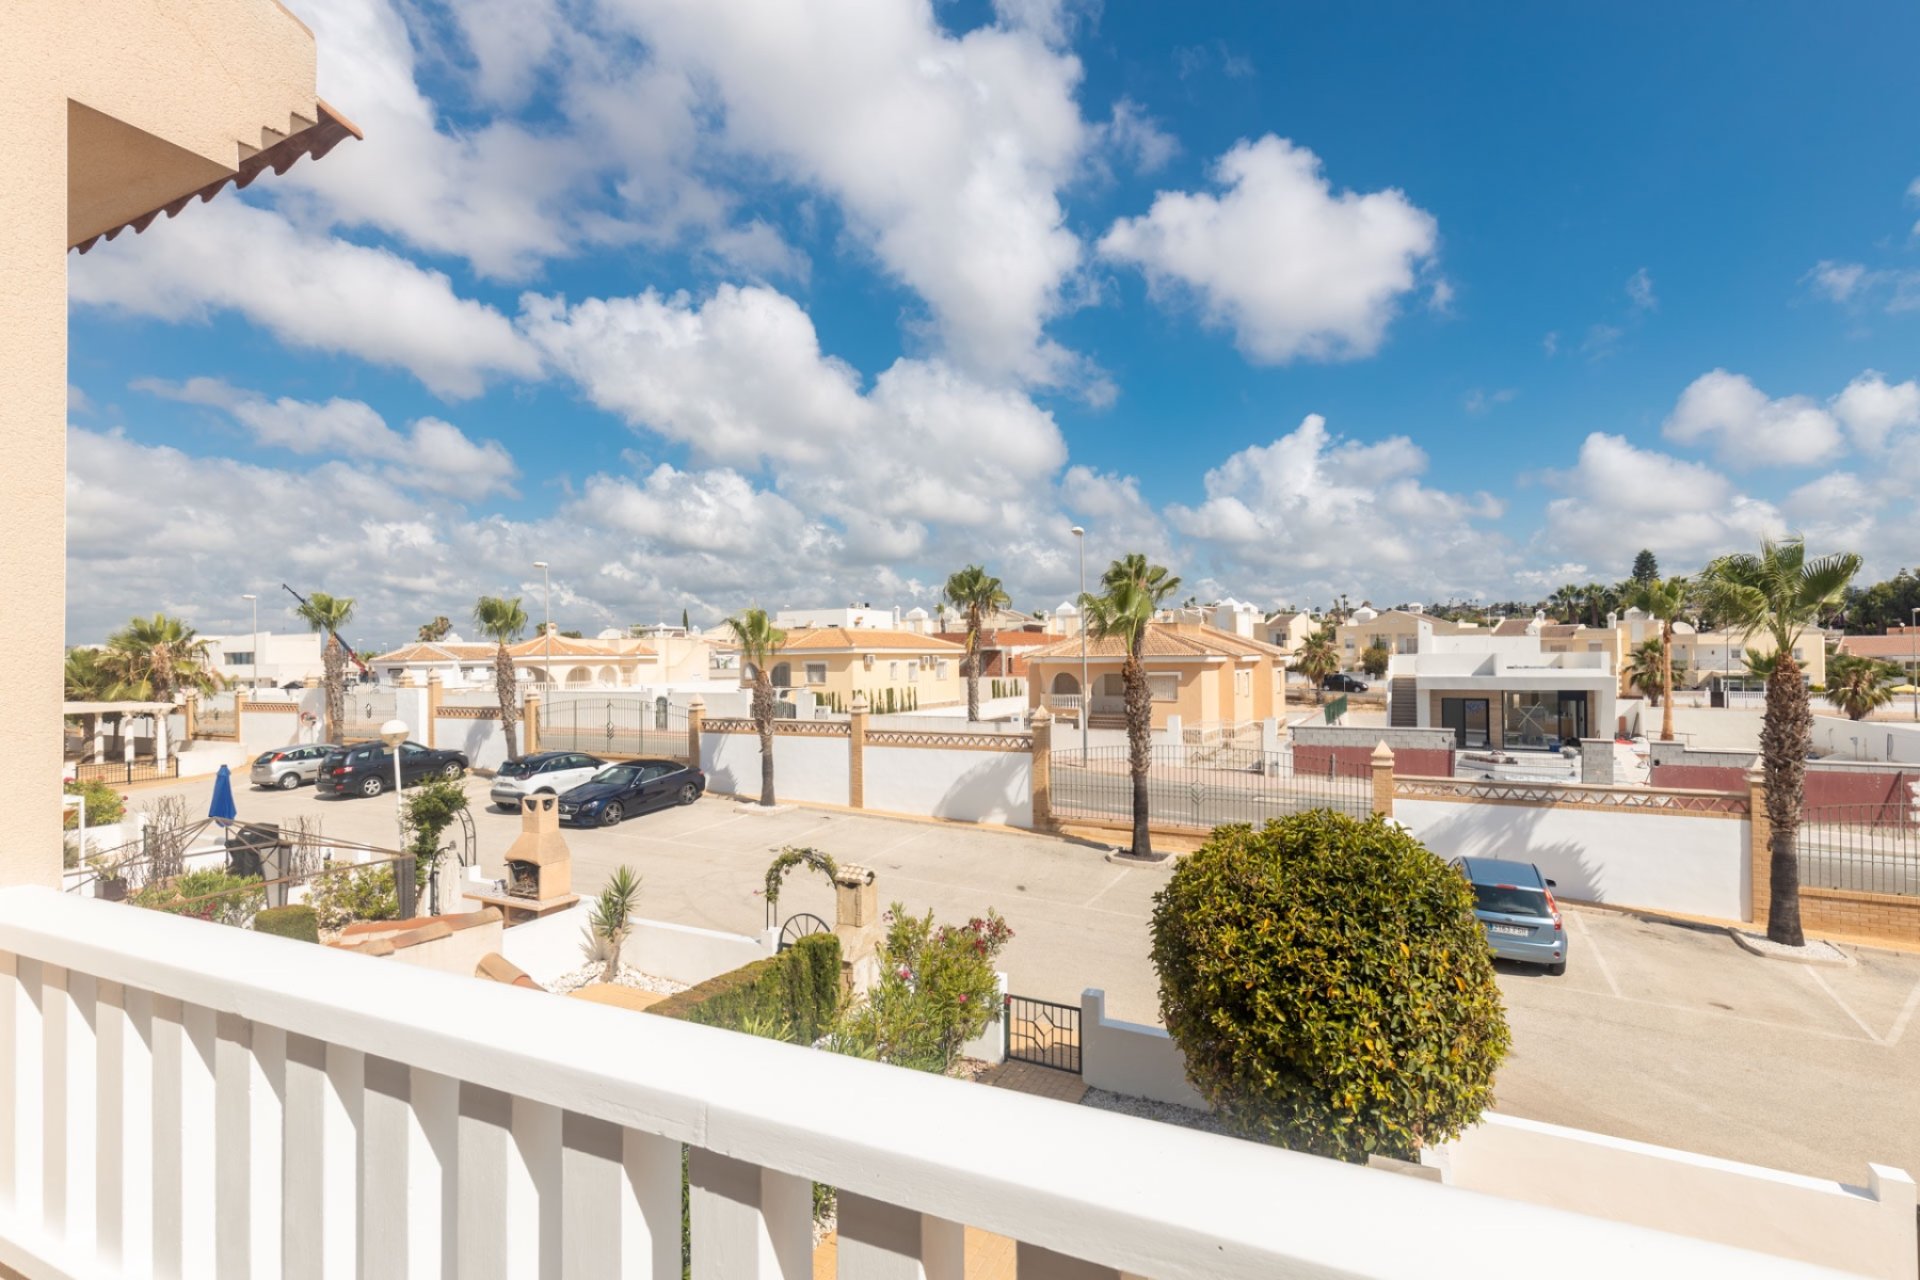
[
  {"x1": 1811, "y1": 715, "x2": 1920, "y2": 765},
  {"x1": 1430, "y1": 1114, "x2": 1917, "y2": 1279},
  {"x1": 863, "y1": 743, "x2": 1032, "y2": 828},
  {"x1": 770, "y1": 732, "x2": 850, "y2": 806},
  {"x1": 501, "y1": 901, "x2": 768, "y2": 987},
  {"x1": 436, "y1": 713, "x2": 511, "y2": 770},
  {"x1": 1081, "y1": 989, "x2": 1203, "y2": 1109},
  {"x1": 1394, "y1": 798, "x2": 1750, "y2": 921}
]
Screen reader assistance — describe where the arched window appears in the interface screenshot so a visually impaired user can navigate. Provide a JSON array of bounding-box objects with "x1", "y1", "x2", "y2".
[
  {"x1": 771, "y1": 662, "x2": 793, "y2": 688},
  {"x1": 1050, "y1": 672, "x2": 1081, "y2": 695}
]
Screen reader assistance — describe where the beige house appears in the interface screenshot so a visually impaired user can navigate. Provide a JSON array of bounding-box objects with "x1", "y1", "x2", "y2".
[
  {"x1": 1263, "y1": 610, "x2": 1320, "y2": 655},
  {"x1": 1334, "y1": 608, "x2": 1469, "y2": 668},
  {"x1": 5, "y1": 0, "x2": 353, "y2": 882},
  {"x1": 1024, "y1": 623, "x2": 1290, "y2": 730},
  {"x1": 1613, "y1": 611, "x2": 1828, "y2": 691},
  {"x1": 760, "y1": 628, "x2": 967, "y2": 713}
]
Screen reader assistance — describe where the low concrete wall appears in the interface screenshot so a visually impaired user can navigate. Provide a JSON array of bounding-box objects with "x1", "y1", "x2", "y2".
[
  {"x1": 436, "y1": 712, "x2": 511, "y2": 771},
  {"x1": 1395, "y1": 796, "x2": 1751, "y2": 921},
  {"x1": 960, "y1": 972, "x2": 1008, "y2": 1066},
  {"x1": 500, "y1": 901, "x2": 768, "y2": 987},
  {"x1": 1080, "y1": 989, "x2": 1205, "y2": 1109},
  {"x1": 1812, "y1": 715, "x2": 1920, "y2": 765},
  {"x1": 1429, "y1": 1113, "x2": 1917, "y2": 1279}
]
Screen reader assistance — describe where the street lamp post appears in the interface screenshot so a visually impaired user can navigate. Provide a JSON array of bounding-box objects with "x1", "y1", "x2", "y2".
[
  {"x1": 1910, "y1": 608, "x2": 1918, "y2": 722},
  {"x1": 242, "y1": 593, "x2": 257, "y2": 692},
  {"x1": 535, "y1": 561, "x2": 552, "y2": 688},
  {"x1": 1071, "y1": 525, "x2": 1088, "y2": 757}
]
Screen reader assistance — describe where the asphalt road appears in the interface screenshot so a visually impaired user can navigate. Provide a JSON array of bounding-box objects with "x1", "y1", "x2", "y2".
[{"x1": 130, "y1": 772, "x2": 1920, "y2": 1186}]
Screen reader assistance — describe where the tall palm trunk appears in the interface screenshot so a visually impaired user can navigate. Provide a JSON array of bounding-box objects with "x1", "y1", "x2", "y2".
[
  {"x1": 1660, "y1": 622, "x2": 1676, "y2": 742},
  {"x1": 965, "y1": 604, "x2": 983, "y2": 722},
  {"x1": 752, "y1": 672, "x2": 776, "y2": 807},
  {"x1": 1123, "y1": 649, "x2": 1153, "y2": 859},
  {"x1": 494, "y1": 643, "x2": 521, "y2": 760},
  {"x1": 1761, "y1": 654, "x2": 1810, "y2": 946},
  {"x1": 322, "y1": 637, "x2": 347, "y2": 743}
]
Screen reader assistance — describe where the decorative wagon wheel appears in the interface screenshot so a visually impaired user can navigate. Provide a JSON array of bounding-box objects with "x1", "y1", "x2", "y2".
[{"x1": 778, "y1": 912, "x2": 831, "y2": 952}]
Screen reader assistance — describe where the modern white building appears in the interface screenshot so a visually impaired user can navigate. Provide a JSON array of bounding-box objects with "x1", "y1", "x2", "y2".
[
  {"x1": 198, "y1": 630, "x2": 324, "y2": 690},
  {"x1": 1387, "y1": 626, "x2": 1618, "y2": 750},
  {"x1": 773, "y1": 605, "x2": 903, "y2": 631}
]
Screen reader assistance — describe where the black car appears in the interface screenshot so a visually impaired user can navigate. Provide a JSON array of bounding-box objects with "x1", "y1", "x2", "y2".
[
  {"x1": 558, "y1": 759, "x2": 705, "y2": 827},
  {"x1": 1321, "y1": 673, "x2": 1370, "y2": 692},
  {"x1": 317, "y1": 740, "x2": 469, "y2": 798}
]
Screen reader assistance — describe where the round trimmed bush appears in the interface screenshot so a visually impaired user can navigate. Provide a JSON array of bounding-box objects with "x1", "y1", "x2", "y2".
[
  {"x1": 1151, "y1": 810, "x2": 1509, "y2": 1163},
  {"x1": 255, "y1": 905, "x2": 320, "y2": 943}
]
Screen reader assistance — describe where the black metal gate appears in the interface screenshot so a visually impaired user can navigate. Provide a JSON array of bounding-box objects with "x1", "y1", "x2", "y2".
[
  {"x1": 1004, "y1": 994, "x2": 1081, "y2": 1073},
  {"x1": 538, "y1": 697, "x2": 688, "y2": 760}
]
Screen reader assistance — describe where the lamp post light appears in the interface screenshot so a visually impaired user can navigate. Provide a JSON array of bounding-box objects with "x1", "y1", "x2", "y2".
[
  {"x1": 1071, "y1": 525, "x2": 1088, "y2": 757},
  {"x1": 535, "y1": 560, "x2": 552, "y2": 689},
  {"x1": 242, "y1": 593, "x2": 258, "y2": 692}
]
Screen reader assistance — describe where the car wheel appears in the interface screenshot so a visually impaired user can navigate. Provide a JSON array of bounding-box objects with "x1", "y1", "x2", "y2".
[
  {"x1": 599, "y1": 802, "x2": 624, "y2": 827},
  {"x1": 278, "y1": 772, "x2": 301, "y2": 791},
  {"x1": 1547, "y1": 960, "x2": 1567, "y2": 977},
  {"x1": 359, "y1": 775, "x2": 386, "y2": 798},
  {"x1": 441, "y1": 761, "x2": 464, "y2": 780},
  {"x1": 678, "y1": 782, "x2": 699, "y2": 806}
]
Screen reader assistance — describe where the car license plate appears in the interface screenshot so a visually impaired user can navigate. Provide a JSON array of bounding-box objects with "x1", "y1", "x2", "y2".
[{"x1": 1489, "y1": 924, "x2": 1528, "y2": 937}]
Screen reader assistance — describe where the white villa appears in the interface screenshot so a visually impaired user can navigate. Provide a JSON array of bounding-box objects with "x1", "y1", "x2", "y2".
[
  {"x1": 370, "y1": 625, "x2": 715, "y2": 691},
  {"x1": 1387, "y1": 625, "x2": 1619, "y2": 750}
]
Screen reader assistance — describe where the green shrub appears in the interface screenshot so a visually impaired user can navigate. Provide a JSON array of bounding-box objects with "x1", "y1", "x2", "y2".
[
  {"x1": 306, "y1": 864, "x2": 401, "y2": 933},
  {"x1": 63, "y1": 778, "x2": 125, "y2": 830},
  {"x1": 132, "y1": 868, "x2": 266, "y2": 927},
  {"x1": 255, "y1": 904, "x2": 320, "y2": 943},
  {"x1": 833, "y1": 905, "x2": 1010, "y2": 1075},
  {"x1": 1151, "y1": 811, "x2": 1509, "y2": 1163},
  {"x1": 650, "y1": 933, "x2": 842, "y2": 1043}
]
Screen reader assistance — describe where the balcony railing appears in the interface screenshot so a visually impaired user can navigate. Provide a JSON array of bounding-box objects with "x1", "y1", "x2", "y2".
[{"x1": 0, "y1": 889, "x2": 1822, "y2": 1277}]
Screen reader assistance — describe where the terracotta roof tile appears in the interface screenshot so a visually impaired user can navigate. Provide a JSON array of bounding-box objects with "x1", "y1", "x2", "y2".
[
  {"x1": 778, "y1": 628, "x2": 964, "y2": 653},
  {"x1": 1024, "y1": 623, "x2": 1290, "y2": 662}
]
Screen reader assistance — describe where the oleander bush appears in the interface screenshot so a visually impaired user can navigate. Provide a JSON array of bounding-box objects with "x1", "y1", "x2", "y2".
[
  {"x1": 131, "y1": 868, "x2": 266, "y2": 928},
  {"x1": 306, "y1": 864, "x2": 401, "y2": 933},
  {"x1": 1151, "y1": 810, "x2": 1509, "y2": 1163}
]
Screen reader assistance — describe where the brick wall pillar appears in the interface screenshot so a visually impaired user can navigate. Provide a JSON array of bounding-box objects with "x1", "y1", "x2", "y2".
[
  {"x1": 425, "y1": 671, "x2": 443, "y2": 748},
  {"x1": 1371, "y1": 741, "x2": 1396, "y2": 818},
  {"x1": 848, "y1": 691, "x2": 868, "y2": 810},
  {"x1": 524, "y1": 692, "x2": 542, "y2": 755},
  {"x1": 684, "y1": 695, "x2": 701, "y2": 769},
  {"x1": 1030, "y1": 705, "x2": 1054, "y2": 829},
  {"x1": 1748, "y1": 767, "x2": 1770, "y2": 930}
]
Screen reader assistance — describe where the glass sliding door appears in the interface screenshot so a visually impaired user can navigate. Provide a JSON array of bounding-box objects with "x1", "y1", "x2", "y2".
[{"x1": 1440, "y1": 697, "x2": 1490, "y2": 748}]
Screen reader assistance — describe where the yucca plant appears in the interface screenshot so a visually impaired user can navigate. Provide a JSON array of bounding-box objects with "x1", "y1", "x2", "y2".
[{"x1": 588, "y1": 865, "x2": 642, "y2": 982}]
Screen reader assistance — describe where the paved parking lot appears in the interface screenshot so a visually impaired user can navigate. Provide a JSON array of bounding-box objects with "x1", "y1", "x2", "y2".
[{"x1": 135, "y1": 772, "x2": 1920, "y2": 1184}]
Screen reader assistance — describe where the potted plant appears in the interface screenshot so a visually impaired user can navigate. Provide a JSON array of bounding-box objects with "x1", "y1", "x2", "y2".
[{"x1": 88, "y1": 852, "x2": 128, "y2": 902}]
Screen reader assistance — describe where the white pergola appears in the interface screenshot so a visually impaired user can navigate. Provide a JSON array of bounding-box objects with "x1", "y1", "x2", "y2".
[{"x1": 64, "y1": 699, "x2": 177, "y2": 767}]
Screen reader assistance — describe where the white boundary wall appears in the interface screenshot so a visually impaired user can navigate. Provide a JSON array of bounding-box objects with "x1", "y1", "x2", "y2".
[
  {"x1": 771, "y1": 732, "x2": 849, "y2": 806},
  {"x1": 1082, "y1": 989, "x2": 1203, "y2": 1108},
  {"x1": 1812, "y1": 715, "x2": 1920, "y2": 765},
  {"x1": 436, "y1": 713, "x2": 510, "y2": 770},
  {"x1": 865, "y1": 744, "x2": 1032, "y2": 828},
  {"x1": 500, "y1": 901, "x2": 768, "y2": 987},
  {"x1": 1394, "y1": 798, "x2": 1751, "y2": 921},
  {"x1": 1430, "y1": 1114, "x2": 1917, "y2": 1280}
]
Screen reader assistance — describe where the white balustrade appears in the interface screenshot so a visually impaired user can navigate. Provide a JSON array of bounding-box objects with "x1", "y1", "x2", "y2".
[{"x1": 0, "y1": 889, "x2": 1834, "y2": 1278}]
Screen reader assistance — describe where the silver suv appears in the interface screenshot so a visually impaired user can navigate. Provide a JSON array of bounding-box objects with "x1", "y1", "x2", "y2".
[
  {"x1": 250, "y1": 743, "x2": 340, "y2": 790},
  {"x1": 489, "y1": 751, "x2": 606, "y2": 810}
]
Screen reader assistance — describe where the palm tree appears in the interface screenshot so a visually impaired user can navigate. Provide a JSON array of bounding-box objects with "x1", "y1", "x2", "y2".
[
  {"x1": 1741, "y1": 648, "x2": 1779, "y2": 682},
  {"x1": 1627, "y1": 576, "x2": 1687, "y2": 742},
  {"x1": 65, "y1": 647, "x2": 135, "y2": 755},
  {"x1": 473, "y1": 596, "x2": 528, "y2": 760},
  {"x1": 944, "y1": 565, "x2": 1011, "y2": 722},
  {"x1": 417, "y1": 616, "x2": 452, "y2": 643},
  {"x1": 1082, "y1": 553, "x2": 1182, "y2": 861},
  {"x1": 1700, "y1": 538, "x2": 1861, "y2": 947},
  {"x1": 1824, "y1": 654, "x2": 1900, "y2": 721},
  {"x1": 293, "y1": 592, "x2": 356, "y2": 743},
  {"x1": 1623, "y1": 638, "x2": 1687, "y2": 707},
  {"x1": 1294, "y1": 626, "x2": 1339, "y2": 704},
  {"x1": 726, "y1": 608, "x2": 786, "y2": 807}
]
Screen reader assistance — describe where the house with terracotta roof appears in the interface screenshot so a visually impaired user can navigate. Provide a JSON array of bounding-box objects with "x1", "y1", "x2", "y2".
[
  {"x1": 1333, "y1": 607, "x2": 1471, "y2": 668},
  {"x1": 930, "y1": 628, "x2": 1048, "y2": 679},
  {"x1": 370, "y1": 625, "x2": 693, "y2": 691},
  {"x1": 1022, "y1": 622, "x2": 1291, "y2": 730},
  {"x1": 1834, "y1": 627, "x2": 1920, "y2": 682},
  {"x1": 762, "y1": 628, "x2": 967, "y2": 713}
]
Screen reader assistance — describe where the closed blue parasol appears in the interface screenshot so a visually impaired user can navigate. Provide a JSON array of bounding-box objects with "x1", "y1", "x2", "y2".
[{"x1": 209, "y1": 764, "x2": 238, "y2": 825}]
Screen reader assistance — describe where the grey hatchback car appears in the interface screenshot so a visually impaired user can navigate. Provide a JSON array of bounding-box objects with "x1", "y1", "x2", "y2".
[
  {"x1": 1452, "y1": 856, "x2": 1567, "y2": 975},
  {"x1": 249, "y1": 743, "x2": 340, "y2": 790}
]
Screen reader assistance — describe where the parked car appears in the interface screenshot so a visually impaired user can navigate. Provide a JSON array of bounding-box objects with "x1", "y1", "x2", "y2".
[
  {"x1": 1321, "y1": 672, "x2": 1369, "y2": 693},
  {"x1": 488, "y1": 751, "x2": 606, "y2": 811},
  {"x1": 249, "y1": 743, "x2": 340, "y2": 790},
  {"x1": 1452, "y1": 856, "x2": 1566, "y2": 975},
  {"x1": 316, "y1": 740, "x2": 468, "y2": 798},
  {"x1": 558, "y1": 759, "x2": 705, "y2": 827}
]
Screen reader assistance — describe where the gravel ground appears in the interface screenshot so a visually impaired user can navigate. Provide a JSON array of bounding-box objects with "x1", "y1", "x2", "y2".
[
  {"x1": 546, "y1": 964, "x2": 688, "y2": 996},
  {"x1": 1078, "y1": 1085, "x2": 1234, "y2": 1137}
]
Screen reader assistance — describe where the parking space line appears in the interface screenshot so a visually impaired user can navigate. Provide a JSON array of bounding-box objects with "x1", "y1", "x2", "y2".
[
  {"x1": 1082, "y1": 867, "x2": 1130, "y2": 908},
  {"x1": 1567, "y1": 910, "x2": 1621, "y2": 997},
  {"x1": 1802, "y1": 967, "x2": 1882, "y2": 1044},
  {"x1": 1886, "y1": 979, "x2": 1920, "y2": 1047}
]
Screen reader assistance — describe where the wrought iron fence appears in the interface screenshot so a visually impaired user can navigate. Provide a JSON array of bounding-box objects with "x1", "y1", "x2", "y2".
[
  {"x1": 72, "y1": 757, "x2": 180, "y2": 785},
  {"x1": 1051, "y1": 745, "x2": 1372, "y2": 831},
  {"x1": 539, "y1": 696, "x2": 689, "y2": 760},
  {"x1": 1797, "y1": 802, "x2": 1919, "y2": 897},
  {"x1": 1005, "y1": 994, "x2": 1081, "y2": 1073}
]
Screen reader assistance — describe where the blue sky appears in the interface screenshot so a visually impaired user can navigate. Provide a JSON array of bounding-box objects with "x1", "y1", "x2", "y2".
[{"x1": 66, "y1": 0, "x2": 1920, "y2": 646}]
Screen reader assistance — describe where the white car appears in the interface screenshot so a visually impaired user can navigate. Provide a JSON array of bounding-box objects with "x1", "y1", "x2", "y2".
[{"x1": 488, "y1": 751, "x2": 606, "y2": 811}]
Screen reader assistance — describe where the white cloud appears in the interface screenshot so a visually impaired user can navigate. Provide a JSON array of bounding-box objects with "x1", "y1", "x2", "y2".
[
  {"x1": 1626, "y1": 267, "x2": 1657, "y2": 312},
  {"x1": 1097, "y1": 135, "x2": 1438, "y2": 364},
  {"x1": 1804, "y1": 259, "x2": 1920, "y2": 313},
  {"x1": 1100, "y1": 99, "x2": 1179, "y2": 175},
  {"x1": 1164, "y1": 415, "x2": 1506, "y2": 602},
  {"x1": 136, "y1": 377, "x2": 519, "y2": 497},
  {"x1": 1661, "y1": 369, "x2": 1843, "y2": 467},
  {"x1": 991, "y1": 0, "x2": 1089, "y2": 46},
  {"x1": 600, "y1": 0, "x2": 1093, "y2": 383},
  {"x1": 1830, "y1": 371, "x2": 1920, "y2": 453},
  {"x1": 1538, "y1": 433, "x2": 1784, "y2": 571},
  {"x1": 1464, "y1": 388, "x2": 1518, "y2": 415},
  {"x1": 69, "y1": 200, "x2": 541, "y2": 399}
]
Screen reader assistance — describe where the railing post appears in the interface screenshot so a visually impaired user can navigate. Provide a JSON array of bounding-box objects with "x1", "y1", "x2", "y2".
[
  {"x1": 1030, "y1": 706, "x2": 1054, "y2": 830},
  {"x1": 849, "y1": 692, "x2": 869, "y2": 810},
  {"x1": 687, "y1": 1149, "x2": 811, "y2": 1278},
  {"x1": 836, "y1": 1192, "x2": 964, "y2": 1279},
  {"x1": 1370, "y1": 741, "x2": 1395, "y2": 819},
  {"x1": 425, "y1": 672, "x2": 443, "y2": 749},
  {"x1": 686, "y1": 696, "x2": 703, "y2": 769},
  {"x1": 1748, "y1": 767, "x2": 1770, "y2": 931},
  {"x1": 524, "y1": 691, "x2": 542, "y2": 756}
]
